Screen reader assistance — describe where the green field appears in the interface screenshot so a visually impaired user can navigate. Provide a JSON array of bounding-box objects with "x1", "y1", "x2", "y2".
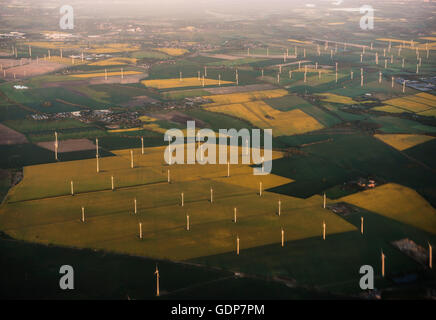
[
  {"x1": 0, "y1": 143, "x2": 114, "y2": 169},
  {"x1": 0, "y1": 82, "x2": 108, "y2": 112},
  {"x1": 2, "y1": 119, "x2": 108, "y2": 143},
  {"x1": 3, "y1": 119, "x2": 89, "y2": 133},
  {"x1": 0, "y1": 235, "x2": 347, "y2": 299},
  {"x1": 371, "y1": 116, "x2": 436, "y2": 134},
  {"x1": 0, "y1": 104, "x2": 31, "y2": 122},
  {"x1": 182, "y1": 109, "x2": 253, "y2": 131},
  {"x1": 207, "y1": 57, "x2": 268, "y2": 67},
  {"x1": 131, "y1": 50, "x2": 170, "y2": 60},
  {"x1": 269, "y1": 134, "x2": 436, "y2": 208},
  {"x1": 404, "y1": 138, "x2": 436, "y2": 169},
  {"x1": 265, "y1": 95, "x2": 316, "y2": 111},
  {"x1": 192, "y1": 202, "x2": 436, "y2": 294}
]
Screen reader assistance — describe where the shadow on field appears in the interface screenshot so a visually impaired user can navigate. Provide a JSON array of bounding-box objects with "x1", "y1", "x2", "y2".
[
  {"x1": 0, "y1": 233, "x2": 344, "y2": 300},
  {"x1": 188, "y1": 206, "x2": 436, "y2": 298}
]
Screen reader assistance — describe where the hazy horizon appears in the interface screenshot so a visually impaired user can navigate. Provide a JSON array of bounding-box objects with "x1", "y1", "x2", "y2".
[{"x1": 0, "y1": 0, "x2": 419, "y2": 19}]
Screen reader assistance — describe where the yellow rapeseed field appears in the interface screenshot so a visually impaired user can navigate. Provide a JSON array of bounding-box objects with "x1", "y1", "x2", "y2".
[
  {"x1": 294, "y1": 68, "x2": 331, "y2": 73},
  {"x1": 372, "y1": 105, "x2": 405, "y2": 114},
  {"x1": 212, "y1": 165, "x2": 293, "y2": 191},
  {"x1": 376, "y1": 38, "x2": 415, "y2": 45},
  {"x1": 374, "y1": 134, "x2": 435, "y2": 151},
  {"x1": 205, "y1": 100, "x2": 323, "y2": 136},
  {"x1": 272, "y1": 108, "x2": 324, "y2": 136},
  {"x1": 142, "y1": 77, "x2": 233, "y2": 89},
  {"x1": 419, "y1": 109, "x2": 436, "y2": 117},
  {"x1": 0, "y1": 144, "x2": 356, "y2": 261},
  {"x1": 384, "y1": 99, "x2": 429, "y2": 112},
  {"x1": 27, "y1": 41, "x2": 83, "y2": 50},
  {"x1": 153, "y1": 48, "x2": 188, "y2": 56},
  {"x1": 203, "y1": 89, "x2": 288, "y2": 106},
  {"x1": 287, "y1": 39, "x2": 312, "y2": 44},
  {"x1": 139, "y1": 115, "x2": 158, "y2": 122},
  {"x1": 419, "y1": 37, "x2": 436, "y2": 41},
  {"x1": 405, "y1": 96, "x2": 436, "y2": 107},
  {"x1": 339, "y1": 183, "x2": 436, "y2": 234},
  {"x1": 72, "y1": 71, "x2": 142, "y2": 78},
  {"x1": 205, "y1": 103, "x2": 249, "y2": 122},
  {"x1": 90, "y1": 57, "x2": 137, "y2": 66},
  {"x1": 378, "y1": 93, "x2": 436, "y2": 115},
  {"x1": 108, "y1": 127, "x2": 143, "y2": 133},
  {"x1": 416, "y1": 92, "x2": 436, "y2": 103},
  {"x1": 384, "y1": 94, "x2": 435, "y2": 113},
  {"x1": 415, "y1": 42, "x2": 436, "y2": 50},
  {"x1": 141, "y1": 124, "x2": 167, "y2": 134},
  {"x1": 316, "y1": 93, "x2": 357, "y2": 105},
  {"x1": 108, "y1": 123, "x2": 168, "y2": 135}
]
